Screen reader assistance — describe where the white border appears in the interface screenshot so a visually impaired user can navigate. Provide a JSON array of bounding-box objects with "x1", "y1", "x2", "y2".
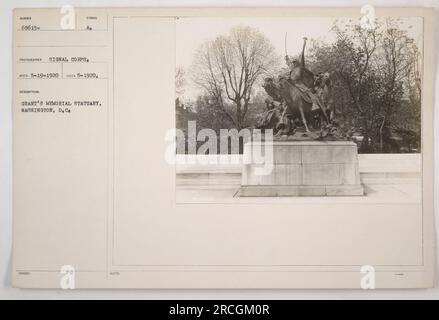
[{"x1": 1, "y1": 0, "x2": 438, "y2": 299}]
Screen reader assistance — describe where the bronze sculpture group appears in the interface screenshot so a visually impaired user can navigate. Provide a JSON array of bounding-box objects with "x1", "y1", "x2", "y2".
[{"x1": 258, "y1": 37, "x2": 344, "y2": 140}]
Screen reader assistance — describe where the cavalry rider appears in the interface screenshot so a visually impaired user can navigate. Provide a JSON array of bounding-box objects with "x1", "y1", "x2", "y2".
[
  {"x1": 285, "y1": 37, "x2": 315, "y2": 89},
  {"x1": 284, "y1": 37, "x2": 330, "y2": 124}
]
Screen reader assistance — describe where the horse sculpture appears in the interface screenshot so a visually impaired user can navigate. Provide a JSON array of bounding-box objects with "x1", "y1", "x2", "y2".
[
  {"x1": 258, "y1": 37, "x2": 332, "y2": 137},
  {"x1": 262, "y1": 77, "x2": 313, "y2": 135}
]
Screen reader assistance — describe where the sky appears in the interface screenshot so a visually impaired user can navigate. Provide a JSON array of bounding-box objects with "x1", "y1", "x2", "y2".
[{"x1": 176, "y1": 17, "x2": 423, "y2": 101}]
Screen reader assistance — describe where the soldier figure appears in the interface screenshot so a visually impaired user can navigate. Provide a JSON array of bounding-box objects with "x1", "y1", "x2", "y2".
[{"x1": 284, "y1": 37, "x2": 330, "y2": 126}]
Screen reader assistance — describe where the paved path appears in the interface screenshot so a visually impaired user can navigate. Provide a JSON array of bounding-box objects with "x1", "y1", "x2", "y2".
[{"x1": 176, "y1": 180, "x2": 421, "y2": 204}]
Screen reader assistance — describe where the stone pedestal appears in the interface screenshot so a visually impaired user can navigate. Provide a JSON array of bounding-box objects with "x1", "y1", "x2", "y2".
[{"x1": 238, "y1": 141, "x2": 364, "y2": 197}]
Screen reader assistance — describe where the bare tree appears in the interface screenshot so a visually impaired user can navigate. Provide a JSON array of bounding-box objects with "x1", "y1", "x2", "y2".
[{"x1": 192, "y1": 26, "x2": 279, "y2": 129}]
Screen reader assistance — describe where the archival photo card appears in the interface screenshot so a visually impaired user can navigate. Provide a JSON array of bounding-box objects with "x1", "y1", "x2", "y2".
[{"x1": 12, "y1": 7, "x2": 436, "y2": 289}]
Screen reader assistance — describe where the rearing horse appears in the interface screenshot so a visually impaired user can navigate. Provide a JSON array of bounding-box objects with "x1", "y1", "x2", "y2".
[
  {"x1": 262, "y1": 77, "x2": 313, "y2": 134},
  {"x1": 278, "y1": 78, "x2": 313, "y2": 133}
]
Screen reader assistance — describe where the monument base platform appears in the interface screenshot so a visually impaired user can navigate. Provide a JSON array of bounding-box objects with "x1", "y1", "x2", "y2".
[
  {"x1": 237, "y1": 184, "x2": 364, "y2": 197},
  {"x1": 238, "y1": 140, "x2": 364, "y2": 197}
]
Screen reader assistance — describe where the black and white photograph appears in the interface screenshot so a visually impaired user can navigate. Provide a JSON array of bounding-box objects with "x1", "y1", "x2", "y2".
[{"x1": 175, "y1": 16, "x2": 423, "y2": 203}]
